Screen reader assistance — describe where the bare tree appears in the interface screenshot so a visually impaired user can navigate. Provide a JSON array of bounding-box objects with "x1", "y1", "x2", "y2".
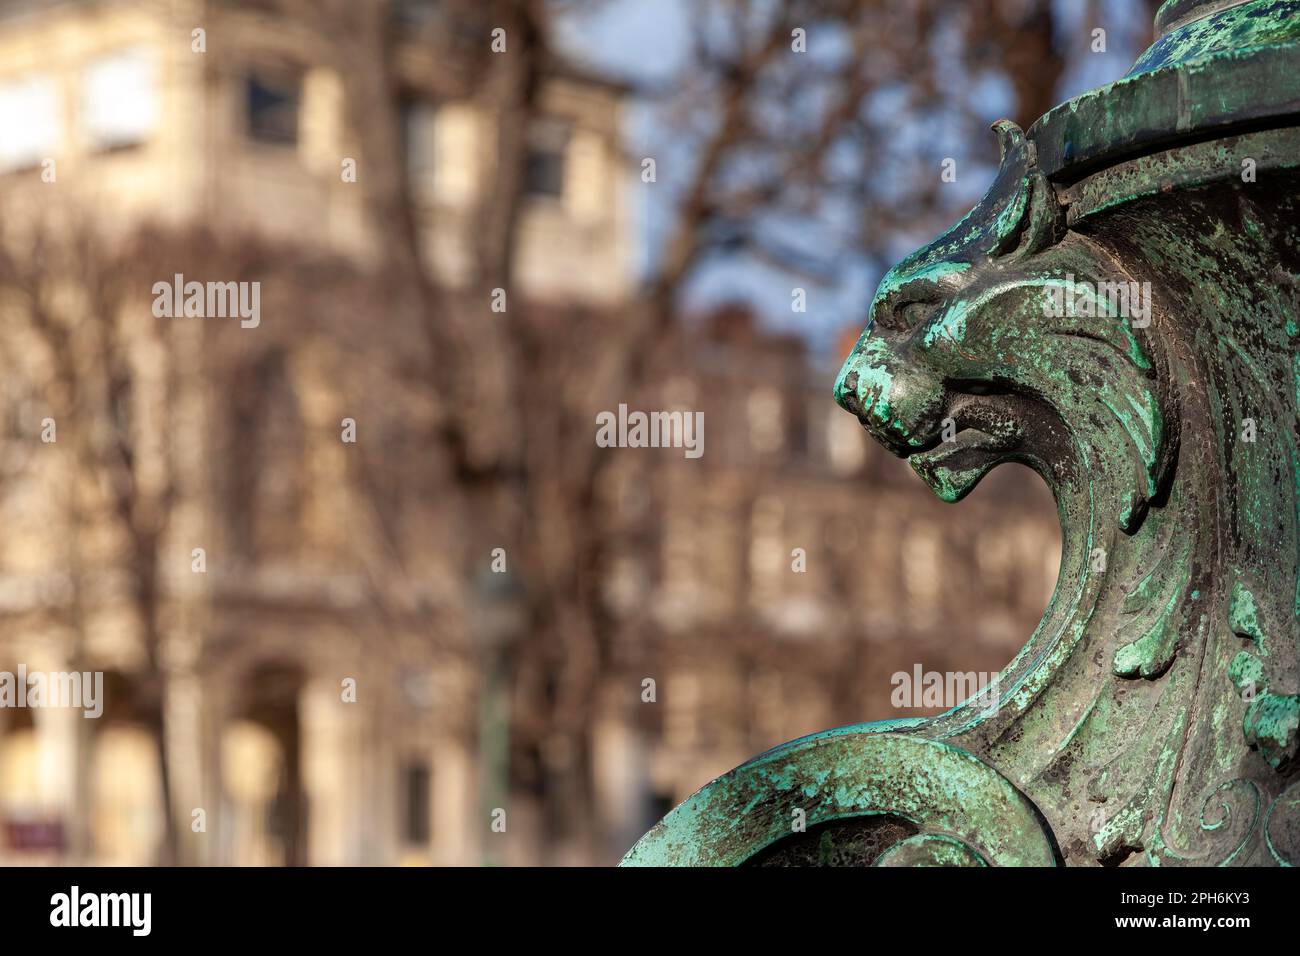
[
  {"x1": 0, "y1": 219, "x2": 185, "y2": 862},
  {"x1": 282, "y1": 0, "x2": 1156, "y2": 860}
]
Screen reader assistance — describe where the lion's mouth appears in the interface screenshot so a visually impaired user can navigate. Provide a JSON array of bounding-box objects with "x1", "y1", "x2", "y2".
[
  {"x1": 897, "y1": 396, "x2": 1026, "y2": 502},
  {"x1": 840, "y1": 377, "x2": 1032, "y2": 501},
  {"x1": 903, "y1": 428, "x2": 1001, "y2": 500},
  {"x1": 906, "y1": 425, "x2": 1000, "y2": 465}
]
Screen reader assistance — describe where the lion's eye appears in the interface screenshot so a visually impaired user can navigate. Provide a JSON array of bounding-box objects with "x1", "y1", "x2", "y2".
[
  {"x1": 874, "y1": 296, "x2": 936, "y2": 333},
  {"x1": 896, "y1": 300, "x2": 934, "y2": 329}
]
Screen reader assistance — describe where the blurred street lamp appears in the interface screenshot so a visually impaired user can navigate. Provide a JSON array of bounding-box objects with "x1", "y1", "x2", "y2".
[{"x1": 472, "y1": 562, "x2": 526, "y2": 866}]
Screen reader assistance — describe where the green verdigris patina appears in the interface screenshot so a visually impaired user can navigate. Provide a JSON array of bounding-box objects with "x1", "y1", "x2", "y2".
[{"x1": 625, "y1": 0, "x2": 1300, "y2": 866}]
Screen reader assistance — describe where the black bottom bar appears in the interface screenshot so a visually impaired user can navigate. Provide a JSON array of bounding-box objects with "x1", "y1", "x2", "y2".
[{"x1": 0, "y1": 865, "x2": 1286, "y2": 942}]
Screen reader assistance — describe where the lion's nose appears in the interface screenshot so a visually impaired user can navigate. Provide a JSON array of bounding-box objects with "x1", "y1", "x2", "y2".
[
  {"x1": 835, "y1": 331, "x2": 887, "y2": 415},
  {"x1": 834, "y1": 338, "x2": 944, "y2": 456},
  {"x1": 833, "y1": 368, "x2": 863, "y2": 418}
]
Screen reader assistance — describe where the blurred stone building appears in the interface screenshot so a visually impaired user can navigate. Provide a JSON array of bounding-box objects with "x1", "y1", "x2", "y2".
[
  {"x1": 0, "y1": 0, "x2": 1059, "y2": 866},
  {"x1": 0, "y1": 0, "x2": 631, "y2": 866},
  {"x1": 0, "y1": 0, "x2": 632, "y2": 299},
  {"x1": 587, "y1": 309, "x2": 1060, "y2": 855}
]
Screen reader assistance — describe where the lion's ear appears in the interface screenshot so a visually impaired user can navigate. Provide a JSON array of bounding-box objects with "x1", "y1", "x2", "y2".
[
  {"x1": 987, "y1": 121, "x2": 1066, "y2": 263},
  {"x1": 866, "y1": 122, "x2": 1065, "y2": 290},
  {"x1": 990, "y1": 119, "x2": 1028, "y2": 168}
]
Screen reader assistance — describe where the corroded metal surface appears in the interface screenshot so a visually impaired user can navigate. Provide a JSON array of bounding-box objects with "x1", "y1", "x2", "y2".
[
  {"x1": 622, "y1": 733, "x2": 1057, "y2": 866},
  {"x1": 625, "y1": 0, "x2": 1300, "y2": 866}
]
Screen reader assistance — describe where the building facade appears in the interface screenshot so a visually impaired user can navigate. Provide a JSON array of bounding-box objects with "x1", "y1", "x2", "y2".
[{"x1": 0, "y1": 0, "x2": 633, "y2": 866}]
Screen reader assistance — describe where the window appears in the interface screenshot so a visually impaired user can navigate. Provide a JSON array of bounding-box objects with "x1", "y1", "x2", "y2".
[
  {"x1": 826, "y1": 406, "x2": 866, "y2": 474},
  {"x1": 82, "y1": 48, "x2": 157, "y2": 151},
  {"x1": 524, "y1": 119, "x2": 569, "y2": 198},
  {"x1": 0, "y1": 75, "x2": 59, "y2": 171},
  {"x1": 392, "y1": 0, "x2": 443, "y2": 29},
  {"x1": 401, "y1": 98, "x2": 437, "y2": 196},
  {"x1": 748, "y1": 496, "x2": 786, "y2": 604},
  {"x1": 747, "y1": 387, "x2": 784, "y2": 454},
  {"x1": 246, "y1": 71, "x2": 301, "y2": 145},
  {"x1": 402, "y1": 761, "x2": 431, "y2": 846}
]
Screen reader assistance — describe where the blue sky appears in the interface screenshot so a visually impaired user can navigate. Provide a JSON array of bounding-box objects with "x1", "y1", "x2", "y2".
[{"x1": 555, "y1": 0, "x2": 1152, "y2": 355}]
